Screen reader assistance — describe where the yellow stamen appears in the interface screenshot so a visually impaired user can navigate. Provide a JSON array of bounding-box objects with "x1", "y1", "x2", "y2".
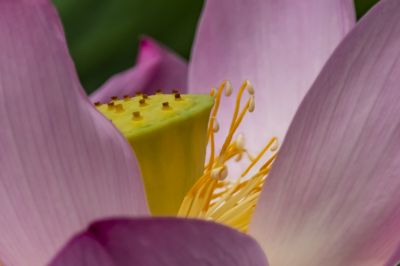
[
  {"x1": 178, "y1": 81, "x2": 278, "y2": 232},
  {"x1": 241, "y1": 137, "x2": 278, "y2": 177},
  {"x1": 217, "y1": 80, "x2": 253, "y2": 164}
]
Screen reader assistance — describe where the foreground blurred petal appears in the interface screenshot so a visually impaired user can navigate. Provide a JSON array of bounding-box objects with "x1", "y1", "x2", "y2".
[
  {"x1": 251, "y1": 1, "x2": 400, "y2": 265},
  {"x1": 385, "y1": 243, "x2": 400, "y2": 266},
  {"x1": 50, "y1": 218, "x2": 268, "y2": 266},
  {"x1": 90, "y1": 37, "x2": 187, "y2": 103},
  {"x1": 189, "y1": 0, "x2": 355, "y2": 149},
  {"x1": 0, "y1": 2, "x2": 148, "y2": 265}
]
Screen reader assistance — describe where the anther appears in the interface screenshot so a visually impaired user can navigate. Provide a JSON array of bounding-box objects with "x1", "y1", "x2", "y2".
[
  {"x1": 156, "y1": 89, "x2": 162, "y2": 94},
  {"x1": 162, "y1": 101, "x2": 171, "y2": 110},
  {"x1": 142, "y1": 94, "x2": 148, "y2": 99},
  {"x1": 123, "y1": 95, "x2": 130, "y2": 101},
  {"x1": 270, "y1": 139, "x2": 279, "y2": 152},
  {"x1": 210, "y1": 88, "x2": 216, "y2": 96},
  {"x1": 211, "y1": 166, "x2": 228, "y2": 180},
  {"x1": 94, "y1": 102, "x2": 102, "y2": 106},
  {"x1": 235, "y1": 134, "x2": 245, "y2": 150},
  {"x1": 139, "y1": 99, "x2": 147, "y2": 107},
  {"x1": 132, "y1": 111, "x2": 142, "y2": 120},
  {"x1": 174, "y1": 93, "x2": 182, "y2": 100},
  {"x1": 135, "y1": 92, "x2": 143, "y2": 96},
  {"x1": 245, "y1": 80, "x2": 255, "y2": 95},
  {"x1": 249, "y1": 96, "x2": 255, "y2": 112},
  {"x1": 235, "y1": 153, "x2": 243, "y2": 162},
  {"x1": 111, "y1": 96, "x2": 118, "y2": 101},
  {"x1": 213, "y1": 120, "x2": 220, "y2": 132},
  {"x1": 225, "y1": 81, "x2": 233, "y2": 96},
  {"x1": 172, "y1": 89, "x2": 179, "y2": 94},
  {"x1": 115, "y1": 104, "x2": 124, "y2": 113},
  {"x1": 107, "y1": 102, "x2": 115, "y2": 110}
]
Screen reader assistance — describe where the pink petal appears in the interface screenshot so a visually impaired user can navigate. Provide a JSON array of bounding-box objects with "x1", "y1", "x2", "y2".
[
  {"x1": 251, "y1": 1, "x2": 400, "y2": 265},
  {"x1": 0, "y1": 2, "x2": 148, "y2": 265},
  {"x1": 50, "y1": 218, "x2": 268, "y2": 266},
  {"x1": 189, "y1": 0, "x2": 355, "y2": 150},
  {"x1": 385, "y1": 243, "x2": 400, "y2": 266},
  {"x1": 90, "y1": 37, "x2": 188, "y2": 103}
]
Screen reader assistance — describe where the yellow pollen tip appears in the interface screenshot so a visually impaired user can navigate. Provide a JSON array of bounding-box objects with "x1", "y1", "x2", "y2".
[
  {"x1": 210, "y1": 88, "x2": 216, "y2": 96},
  {"x1": 245, "y1": 80, "x2": 255, "y2": 95},
  {"x1": 224, "y1": 81, "x2": 233, "y2": 96},
  {"x1": 235, "y1": 134, "x2": 245, "y2": 150},
  {"x1": 211, "y1": 166, "x2": 228, "y2": 180},
  {"x1": 212, "y1": 119, "x2": 220, "y2": 132}
]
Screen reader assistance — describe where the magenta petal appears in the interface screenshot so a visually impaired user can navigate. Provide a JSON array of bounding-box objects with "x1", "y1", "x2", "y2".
[
  {"x1": 251, "y1": 0, "x2": 400, "y2": 265},
  {"x1": 189, "y1": 0, "x2": 355, "y2": 149},
  {"x1": 48, "y1": 235, "x2": 116, "y2": 266},
  {"x1": 50, "y1": 218, "x2": 268, "y2": 266},
  {"x1": 90, "y1": 37, "x2": 188, "y2": 102},
  {"x1": 0, "y1": 2, "x2": 148, "y2": 265}
]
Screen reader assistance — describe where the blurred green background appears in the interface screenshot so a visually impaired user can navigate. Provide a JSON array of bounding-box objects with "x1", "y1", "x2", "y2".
[{"x1": 53, "y1": 0, "x2": 379, "y2": 94}]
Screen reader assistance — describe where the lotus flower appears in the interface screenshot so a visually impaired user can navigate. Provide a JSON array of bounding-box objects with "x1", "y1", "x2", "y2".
[{"x1": 0, "y1": 0, "x2": 399, "y2": 266}]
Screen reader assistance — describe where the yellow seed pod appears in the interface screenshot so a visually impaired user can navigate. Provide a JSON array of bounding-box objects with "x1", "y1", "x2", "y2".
[{"x1": 96, "y1": 93, "x2": 214, "y2": 215}]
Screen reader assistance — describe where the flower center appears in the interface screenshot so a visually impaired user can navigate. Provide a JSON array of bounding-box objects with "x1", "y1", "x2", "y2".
[
  {"x1": 95, "y1": 81, "x2": 278, "y2": 232},
  {"x1": 177, "y1": 81, "x2": 278, "y2": 232},
  {"x1": 96, "y1": 92, "x2": 214, "y2": 215}
]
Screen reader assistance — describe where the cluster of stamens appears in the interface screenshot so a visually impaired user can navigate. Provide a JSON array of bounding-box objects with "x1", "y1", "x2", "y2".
[{"x1": 178, "y1": 80, "x2": 278, "y2": 232}]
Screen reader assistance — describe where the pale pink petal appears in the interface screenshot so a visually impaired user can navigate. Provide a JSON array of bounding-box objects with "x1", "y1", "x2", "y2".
[
  {"x1": 251, "y1": 1, "x2": 400, "y2": 265},
  {"x1": 50, "y1": 218, "x2": 268, "y2": 266},
  {"x1": 0, "y1": 2, "x2": 148, "y2": 265},
  {"x1": 189, "y1": 0, "x2": 355, "y2": 150},
  {"x1": 90, "y1": 37, "x2": 187, "y2": 103}
]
